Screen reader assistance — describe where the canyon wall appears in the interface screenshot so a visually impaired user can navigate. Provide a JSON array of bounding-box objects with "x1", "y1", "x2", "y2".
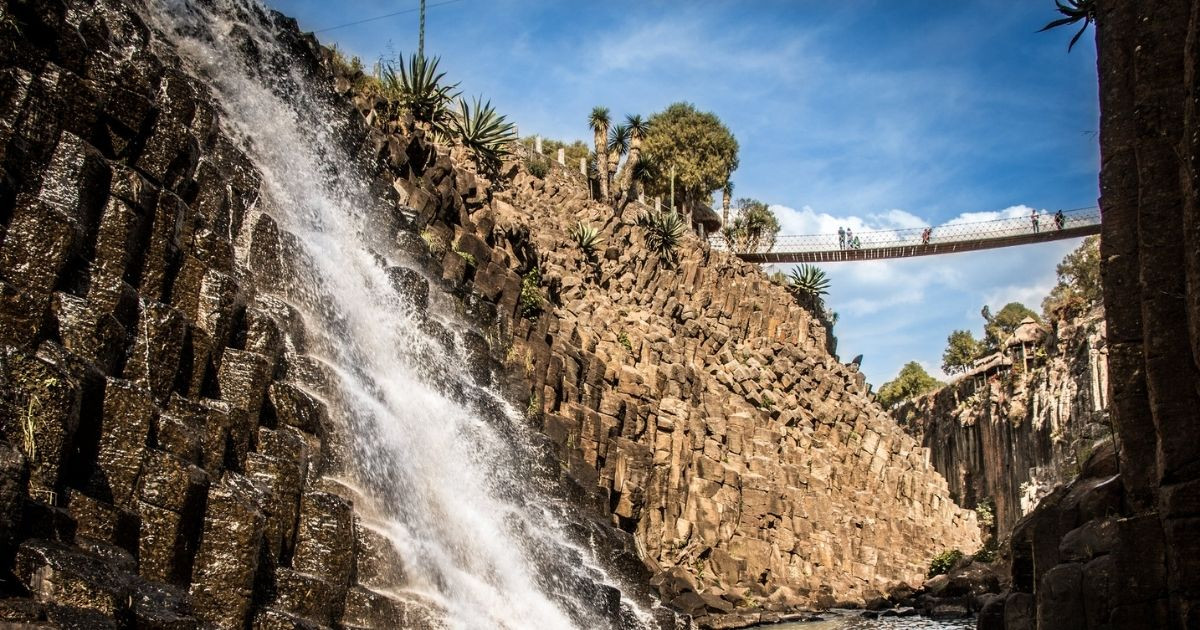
[
  {"x1": 894, "y1": 308, "x2": 1111, "y2": 539},
  {"x1": 979, "y1": 1, "x2": 1200, "y2": 628},
  {"x1": 338, "y1": 38, "x2": 981, "y2": 630},
  {"x1": 0, "y1": 0, "x2": 982, "y2": 628}
]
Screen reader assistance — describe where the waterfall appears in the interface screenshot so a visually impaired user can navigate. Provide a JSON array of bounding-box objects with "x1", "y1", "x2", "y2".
[{"x1": 142, "y1": 1, "x2": 653, "y2": 628}]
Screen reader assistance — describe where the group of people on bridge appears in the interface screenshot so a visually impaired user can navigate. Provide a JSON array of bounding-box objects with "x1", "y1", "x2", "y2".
[
  {"x1": 836, "y1": 227, "x2": 862, "y2": 250},
  {"x1": 1031, "y1": 209, "x2": 1067, "y2": 233}
]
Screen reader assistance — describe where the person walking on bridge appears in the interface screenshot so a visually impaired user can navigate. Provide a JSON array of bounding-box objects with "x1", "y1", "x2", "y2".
[
  {"x1": 921, "y1": 227, "x2": 931, "y2": 245},
  {"x1": 838, "y1": 226, "x2": 846, "y2": 250},
  {"x1": 1031, "y1": 209, "x2": 1040, "y2": 233},
  {"x1": 1054, "y1": 209, "x2": 1065, "y2": 230}
]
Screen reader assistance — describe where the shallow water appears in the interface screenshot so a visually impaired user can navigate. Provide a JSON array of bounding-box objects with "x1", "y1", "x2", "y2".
[{"x1": 767, "y1": 612, "x2": 974, "y2": 629}]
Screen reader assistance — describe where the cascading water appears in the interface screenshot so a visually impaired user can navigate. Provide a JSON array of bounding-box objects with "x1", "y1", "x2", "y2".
[{"x1": 142, "y1": 1, "x2": 657, "y2": 628}]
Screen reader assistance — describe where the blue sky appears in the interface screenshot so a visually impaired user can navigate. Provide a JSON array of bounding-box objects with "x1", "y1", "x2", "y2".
[{"x1": 267, "y1": 0, "x2": 1099, "y2": 386}]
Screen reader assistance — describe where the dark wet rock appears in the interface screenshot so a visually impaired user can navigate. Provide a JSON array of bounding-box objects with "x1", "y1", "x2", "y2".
[
  {"x1": 244, "y1": 439, "x2": 304, "y2": 562},
  {"x1": 189, "y1": 472, "x2": 267, "y2": 629},
  {"x1": 50, "y1": 293, "x2": 127, "y2": 374},
  {"x1": 269, "y1": 567, "x2": 341, "y2": 626},
  {"x1": 292, "y1": 490, "x2": 354, "y2": 589},
  {"x1": 267, "y1": 381, "x2": 326, "y2": 435},
  {"x1": 94, "y1": 378, "x2": 155, "y2": 505},
  {"x1": 122, "y1": 300, "x2": 186, "y2": 403},
  {"x1": 352, "y1": 519, "x2": 406, "y2": 590},
  {"x1": 136, "y1": 449, "x2": 208, "y2": 515},
  {"x1": 63, "y1": 489, "x2": 137, "y2": 552},
  {"x1": 386, "y1": 265, "x2": 429, "y2": 312},
  {"x1": 216, "y1": 348, "x2": 273, "y2": 424},
  {"x1": 14, "y1": 539, "x2": 132, "y2": 616},
  {"x1": 0, "y1": 351, "x2": 81, "y2": 494}
]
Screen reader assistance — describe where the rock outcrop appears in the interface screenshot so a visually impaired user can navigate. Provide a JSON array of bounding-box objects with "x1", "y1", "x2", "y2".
[
  {"x1": 979, "y1": 1, "x2": 1200, "y2": 628},
  {"x1": 895, "y1": 307, "x2": 1111, "y2": 539}
]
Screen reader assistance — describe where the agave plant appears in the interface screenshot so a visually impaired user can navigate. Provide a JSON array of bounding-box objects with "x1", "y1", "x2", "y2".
[
  {"x1": 642, "y1": 210, "x2": 687, "y2": 266},
  {"x1": 1037, "y1": 0, "x2": 1095, "y2": 52},
  {"x1": 568, "y1": 221, "x2": 604, "y2": 258},
  {"x1": 787, "y1": 264, "x2": 831, "y2": 300},
  {"x1": 382, "y1": 53, "x2": 460, "y2": 132},
  {"x1": 453, "y1": 96, "x2": 517, "y2": 167}
]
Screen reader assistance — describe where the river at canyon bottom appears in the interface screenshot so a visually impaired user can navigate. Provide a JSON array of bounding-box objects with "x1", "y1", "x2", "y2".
[{"x1": 761, "y1": 611, "x2": 975, "y2": 629}]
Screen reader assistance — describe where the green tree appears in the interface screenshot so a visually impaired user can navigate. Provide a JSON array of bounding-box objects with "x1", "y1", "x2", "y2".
[
  {"x1": 722, "y1": 198, "x2": 780, "y2": 253},
  {"x1": 642, "y1": 102, "x2": 739, "y2": 211},
  {"x1": 942, "y1": 329, "x2": 982, "y2": 375},
  {"x1": 982, "y1": 302, "x2": 1040, "y2": 350},
  {"x1": 588, "y1": 107, "x2": 611, "y2": 203},
  {"x1": 1042, "y1": 235, "x2": 1101, "y2": 318},
  {"x1": 876, "y1": 362, "x2": 943, "y2": 409}
]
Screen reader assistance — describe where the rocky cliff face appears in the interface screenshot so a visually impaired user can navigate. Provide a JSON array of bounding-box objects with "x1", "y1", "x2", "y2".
[
  {"x1": 977, "y1": 1, "x2": 1200, "y2": 629},
  {"x1": 0, "y1": 0, "x2": 982, "y2": 628},
  {"x1": 0, "y1": 1, "x2": 665, "y2": 628},
  {"x1": 894, "y1": 308, "x2": 1111, "y2": 540}
]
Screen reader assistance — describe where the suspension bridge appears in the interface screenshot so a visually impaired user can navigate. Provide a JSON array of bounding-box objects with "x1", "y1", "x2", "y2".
[{"x1": 711, "y1": 206, "x2": 1102, "y2": 263}]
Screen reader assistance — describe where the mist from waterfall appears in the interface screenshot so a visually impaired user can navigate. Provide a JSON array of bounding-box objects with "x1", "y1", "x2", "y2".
[{"x1": 142, "y1": 1, "x2": 653, "y2": 628}]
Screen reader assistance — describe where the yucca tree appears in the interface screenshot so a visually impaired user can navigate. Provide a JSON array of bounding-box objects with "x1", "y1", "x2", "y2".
[
  {"x1": 630, "y1": 153, "x2": 659, "y2": 201},
  {"x1": 382, "y1": 53, "x2": 460, "y2": 135},
  {"x1": 453, "y1": 96, "x2": 517, "y2": 169},
  {"x1": 721, "y1": 180, "x2": 733, "y2": 227},
  {"x1": 1037, "y1": 0, "x2": 1095, "y2": 51},
  {"x1": 607, "y1": 123, "x2": 629, "y2": 194},
  {"x1": 787, "y1": 264, "x2": 831, "y2": 303},
  {"x1": 617, "y1": 114, "x2": 648, "y2": 201},
  {"x1": 588, "y1": 107, "x2": 611, "y2": 203}
]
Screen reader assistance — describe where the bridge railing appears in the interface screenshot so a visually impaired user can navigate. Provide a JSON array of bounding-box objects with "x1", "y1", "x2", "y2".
[{"x1": 709, "y1": 206, "x2": 1101, "y2": 254}]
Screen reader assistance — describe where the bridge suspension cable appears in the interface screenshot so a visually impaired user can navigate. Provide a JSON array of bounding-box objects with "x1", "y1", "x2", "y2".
[{"x1": 712, "y1": 206, "x2": 1102, "y2": 264}]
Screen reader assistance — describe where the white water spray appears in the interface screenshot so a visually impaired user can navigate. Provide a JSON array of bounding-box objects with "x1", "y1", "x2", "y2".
[{"x1": 143, "y1": 2, "x2": 655, "y2": 628}]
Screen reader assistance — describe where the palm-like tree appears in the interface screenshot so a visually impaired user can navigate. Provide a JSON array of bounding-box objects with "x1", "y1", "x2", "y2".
[
  {"x1": 721, "y1": 180, "x2": 733, "y2": 228},
  {"x1": 1037, "y1": 0, "x2": 1095, "y2": 52},
  {"x1": 588, "y1": 107, "x2": 611, "y2": 203},
  {"x1": 618, "y1": 114, "x2": 648, "y2": 201},
  {"x1": 630, "y1": 154, "x2": 659, "y2": 202},
  {"x1": 607, "y1": 123, "x2": 629, "y2": 194}
]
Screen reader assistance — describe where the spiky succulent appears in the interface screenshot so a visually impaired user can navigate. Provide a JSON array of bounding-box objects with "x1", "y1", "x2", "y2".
[
  {"x1": 568, "y1": 221, "x2": 604, "y2": 258},
  {"x1": 641, "y1": 210, "x2": 687, "y2": 266},
  {"x1": 787, "y1": 264, "x2": 831, "y2": 299},
  {"x1": 1037, "y1": 0, "x2": 1095, "y2": 52},
  {"x1": 631, "y1": 153, "x2": 659, "y2": 185},
  {"x1": 453, "y1": 96, "x2": 517, "y2": 167},
  {"x1": 607, "y1": 123, "x2": 630, "y2": 156},
  {"x1": 382, "y1": 53, "x2": 459, "y2": 132}
]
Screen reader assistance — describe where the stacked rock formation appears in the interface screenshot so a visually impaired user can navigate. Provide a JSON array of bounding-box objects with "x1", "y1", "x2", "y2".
[
  {"x1": 340, "y1": 47, "x2": 980, "y2": 630},
  {"x1": 894, "y1": 307, "x2": 1111, "y2": 540},
  {"x1": 0, "y1": 1, "x2": 476, "y2": 627},
  {"x1": 977, "y1": 1, "x2": 1200, "y2": 628}
]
